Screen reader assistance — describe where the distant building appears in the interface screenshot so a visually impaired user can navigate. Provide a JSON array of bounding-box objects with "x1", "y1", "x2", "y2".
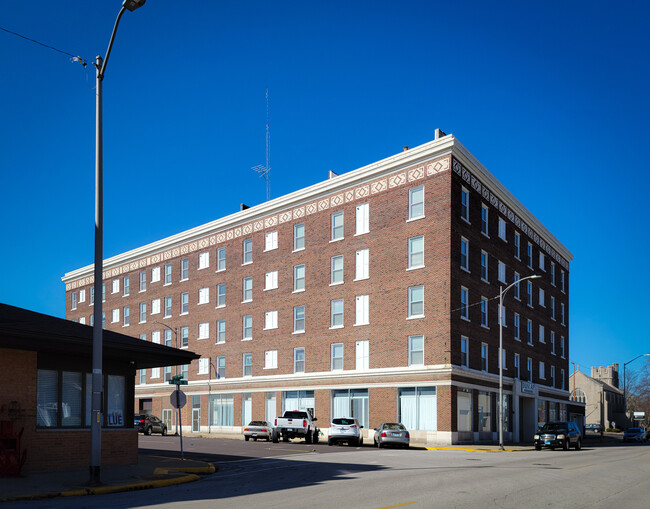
[
  {"x1": 569, "y1": 364, "x2": 624, "y2": 429},
  {"x1": 63, "y1": 130, "x2": 579, "y2": 444}
]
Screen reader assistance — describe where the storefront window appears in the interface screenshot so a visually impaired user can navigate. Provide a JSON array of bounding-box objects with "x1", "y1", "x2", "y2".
[
  {"x1": 457, "y1": 389, "x2": 472, "y2": 432},
  {"x1": 37, "y1": 370, "x2": 58, "y2": 427},
  {"x1": 559, "y1": 403, "x2": 567, "y2": 421},
  {"x1": 209, "y1": 394, "x2": 234, "y2": 426},
  {"x1": 331, "y1": 389, "x2": 369, "y2": 428},
  {"x1": 106, "y1": 375, "x2": 125, "y2": 427},
  {"x1": 538, "y1": 400, "x2": 547, "y2": 427},
  {"x1": 61, "y1": 371, "x2": 82, "y2": 426},
  {"x1": 283, "y1": 391, "x2": 315, "y2": 414},
  {"x1": 399, "y1": 387, "x2": 437, "y2": 431},
  {"x1": 478, "y1": 391, "x2": 491, "y2": 432},
  {"x1": 549, "y1": 402, "x2": 558, "y2": 422}
]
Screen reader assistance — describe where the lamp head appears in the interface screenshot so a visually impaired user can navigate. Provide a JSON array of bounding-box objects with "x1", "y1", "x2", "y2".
[
  {"x1": 531, "y1": 275, "x2": 542, "y2": 279},
  {"x1": 123, "y1": 0, "x2": 146, "y2": 11}
]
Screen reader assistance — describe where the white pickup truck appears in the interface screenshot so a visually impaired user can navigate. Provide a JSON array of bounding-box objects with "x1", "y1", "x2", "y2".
[{"x1": 272, "y1": 410, "x2": 320, "y2": 444}]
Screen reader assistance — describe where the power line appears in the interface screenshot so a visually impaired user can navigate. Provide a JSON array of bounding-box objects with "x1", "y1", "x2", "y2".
[{"x1": 0, "y1": 25, "x2": 87, "y2": 66}]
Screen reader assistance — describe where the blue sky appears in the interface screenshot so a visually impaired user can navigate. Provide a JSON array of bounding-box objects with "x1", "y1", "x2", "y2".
[{"x1": 1, "y1": 1, "x2": 648, "y2": 378}]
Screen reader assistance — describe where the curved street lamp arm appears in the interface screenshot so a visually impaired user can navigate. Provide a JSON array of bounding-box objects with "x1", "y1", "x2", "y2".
[
  {"x1": 624, "y1": 353, "x2": 650, "y2": 368},
  {"x1": 98, "y1": 6, "x2": 127, "y2": 78},
  {"x1": 500, "y1": 274, "x2": 541, "y2": 300},
  {"x1": 153, "y1": 320, "x2": 178, "y2": 337}
]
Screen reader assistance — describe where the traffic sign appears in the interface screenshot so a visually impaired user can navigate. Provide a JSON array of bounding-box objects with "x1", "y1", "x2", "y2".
[{"x1": 170, "y1": 389, "x2": 187, "y2": 409}]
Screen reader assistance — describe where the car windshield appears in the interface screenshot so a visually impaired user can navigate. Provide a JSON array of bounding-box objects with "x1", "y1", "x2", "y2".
[
  {"x1": 540, "y1": 422, "x2": 568, "y2": 432},
  {"x1": 249, "y1": 421, "x2": 267, "y2": 426},
  {"x1": 383, "y1": 423, "x2": 406, "y2": 430},
  {"x1": 283, "y1": 411, "x2": 307, "y2": 419},
  {"x1": 332, "y1": 418, "x2": 355, "y2": 425}
]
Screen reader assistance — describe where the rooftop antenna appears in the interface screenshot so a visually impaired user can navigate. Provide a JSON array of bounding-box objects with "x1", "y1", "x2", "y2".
[{"x1": 252, "y1": 89, "x2": 271, "y2": 201}]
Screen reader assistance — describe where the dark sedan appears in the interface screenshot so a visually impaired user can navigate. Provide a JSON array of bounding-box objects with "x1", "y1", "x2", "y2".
[
  {"x1": 374, "y1": 422, "x2": 410, "y2": 448},
  {"x1": 134, "y1": 414, "x2": 168, "y2": 435}
]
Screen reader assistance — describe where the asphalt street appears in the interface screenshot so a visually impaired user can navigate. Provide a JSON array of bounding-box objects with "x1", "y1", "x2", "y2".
[{"x1": 7, "y1": 437, "x2": 650, "y2": 509}]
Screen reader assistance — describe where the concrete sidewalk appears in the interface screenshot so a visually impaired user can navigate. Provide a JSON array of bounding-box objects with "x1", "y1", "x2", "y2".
[{"x1": 0, "y1": 453, "x2": 214, "y2": 503}]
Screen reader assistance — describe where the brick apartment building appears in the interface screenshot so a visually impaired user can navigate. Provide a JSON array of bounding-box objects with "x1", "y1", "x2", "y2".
[{"x1": 62, "y1": 129, "x2": 576, "y2": 444}]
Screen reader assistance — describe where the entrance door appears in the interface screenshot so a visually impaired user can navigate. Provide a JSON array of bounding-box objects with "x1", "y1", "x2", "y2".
[
  {"x1": 192, "y1": 408, "x2": 200, "y2": 432},
  {"x1": 162, "y1": 409, "x2": 173, "y2": 431},
  {"x1": 519, "y1": 397, "x2": 536, "y2": 443}
]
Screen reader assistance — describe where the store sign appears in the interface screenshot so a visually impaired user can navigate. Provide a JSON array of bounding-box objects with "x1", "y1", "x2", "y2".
[
  {"x1": 521, "y1": 381, "x2": 535, "y2": 394},
  {"x1": 633, "y1": 412, "x2": 645, "y2": 419}
]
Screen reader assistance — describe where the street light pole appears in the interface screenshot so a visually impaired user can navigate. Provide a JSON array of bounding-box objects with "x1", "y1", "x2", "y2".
[
  {"x1": 499, "y1": 274, "x2": 541, "y2": 450},
  {"x1": 207, "y1": 359, "x2": 219, "y2": 434},
  {"x1": 154, "y1": 320, "x2": 180, "y2": 435},
  {"x1": 89, "y1": 0, "x2": 146, "y2": 486},
  {"x1": 623, "y1": 353, "x2": 650, "y2": 427}
]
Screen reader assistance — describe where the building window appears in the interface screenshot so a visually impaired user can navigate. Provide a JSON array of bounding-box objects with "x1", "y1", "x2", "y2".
[
  {"x1": 79, "y1": 317, "x2": 86, "y2": 324},
  {"x1": 79, "y1": 289, "x2": 86, "y2": 303},
  {"x1": 112, "y1": 309, "x2": 119, "y2": 323},
  {"x1": 561, "y1": 303, "x2": 566, "y2": 325},
  {"x1": 243, "y1": 353, "x2": 253, "y2": 377},
  {"x1": 481, "y1": 343, "x2": 488, "y2": 371},
  {"x1": 90, "y1": 287, "x2": 95, "y2": 305},
  {"x1": 355, "y1": 248, "x2": 369, "y2": 280},
  {"x1": 527, "y1": 319, "x2": 533, "y2": 345},
  {"x1": 527, "y1": 281, "x2": 533, "y2": 307},
  {"x1": 71, "y1": 292, "x2": 77, "y2": 310},
  {"x1": 198, "y1": 252, "x2": 209, "y2": 270},
  {"x1": 355, "y1": 295, "x2": 369, "y2": 326},
  {"x1": 294, "y1": 264, "x2": 305, "y2": 291},
  {"x1": 461, "y1": 187, "x2": 469, "y2": 221},
  {"x1": 398, "y1": 387, "x2": 437, "y2": 431},
  {"x1": 561, "y1": 368, "x2": 565, "y2": 390},
  {"x1": 331, "y1": 299, "x2": 344, "y2": 328},
  {"x1": 514, "y1": 313, "x2": 520, "y2": 340},
  {"x1": 102, "y1": 284, "x2": 106, "y2": 302},
  {"x1": 514, "y1": 231, "x2": 521, "y2": 259},
  {"x1": 243, "y1": 239, "x2": 253, "y2": 264},
  {"x1": 478, "y1": 391, "x2": 491, "y2": 432},
  {"x1": 181, "y1": 292, "x2": 189, "y2": 314},
  {"x1": 498, "y1": 217, "x2": 507, "y2": 241},
  {"x1": 539, "y1": 361, "x2": 545, "y2": 380},
  {"x1": 198, "y1": 287, "x2": 209, "y2": 305},
  {"x1": 243, "y1": 315, "x2": 253, "y2": 340},
  {"x1": 498, "y1": 261, "x2": 506, "y2": 283},
  {"x1": 102, "y1": 312, "x2": 106, "y2": 329},
  {"x1": 408, "y1": 285, "x2": 424, "y2": 318},
  {"x1": 294, "y1": 348, "x2": 305, "y2": 373},
  {"x1": 181, "y1": 258, "x2": 189, "y2": 280},
  {"x1": 264, "y1": 310, "x2": 278, "y2": 330},
  {"x1": 460, "y1": 336, "x2": 468, "y2": 367},
  {"x1": 539, "y1": 252, "x2": 545, "y2": 271},
  {"x1": 458, "y1": 388, "x2": 472, "y2": 432},
  {"x1": 460, "y1": 287, "x2": 469, "y2": 320},
  {"x1": 265, "y1": 270, "x2": 278, "y2": 290},
  {"x1": 513, "y1": 272, "x2": 520, "y2": 300},
  {"x1": 216, "y1": 356, "x2": 225, "y2": 379},
  {"x1": 331, "y1": 343, "x2": 343, "y2": 370},
  {"x1": 481, "y1": 204, "x2": 489, "y2": 236},
  {"x1": 139, "y1": 302, "x2": 146, "y2": 323},
  {"x1": 409, "y1": 186, "x2": 424, "y2": 220},
  {"x1": 265, "y1": 231, "x2": 278, "y2": 251},
  {"x1": 217, "y1": 320, "x2": 225, "y2": 344},
  {"x1": 408, "y1": 335, "x2": 424, "y2": 366},
  {"x1": 550, "y1": 331, "x2": 556, "y2": 354},
  {"x1": 481, "y1": 250, "x2": 489, "y2": 282},
  {"x1": 550, "y1": 262, "x2": 556, "y2": 285},
  {"x1": 356, "y1": 203, "x2": 369, "y2": 235},
  {"x1": 109, "y1": 280, "x2": 117, "y2": 295},
  {"x1": 294, "y1": 223, "x2": 305, "y2": 251},
  {"x1": 217, "y1": 248, "x2": 226, "y2": 271},
  {"x1": 356, "y1": 340, "x2": 369, "y2": 370},
  {"x1": 164, "y1": 297, "x2": 172, "y2": 317},
  {"x1": 550, "y1": 296, "x2": 555, "y2": 320},
  {"x1": 527, "y1": 357, "x2": 532, "y2": 380},
  {"x1": 331, "y1": 255, "x2": 344, "y2": 284},
  {"x1": 140, "y1": 333, "x2": 147, "y2": 341},
  {"x1": 560, "y1": 270, "x2": 565, "y2": 293},
  {"x1": 331, "y1": 211, "x2": 344, "y2": 240},
  {"x1": 408, "y1": 236, "x2": 424, "y2": 269},
  {"x1": 181, "y1": 326, "x2": 189, "y2": 347},
  {"x1": 480, "y1": 297, "x2": 488, "y2": 327},
  {"x1": 460, "y1": 237, "x2": 469, "y2": 271},
  {"x1": 123, "y1": 276, "x2": 129, "y2": 297},
  {"x1": 164, "y1": 329, "x2": 172, "y2": 347},
  {"x1": 198, "y1": 322, "x2": 209, "y2": 339},
  {"x1": 527, "y1": 242, "x2": 533, "y2": 268},
  {"x1": 164, "y1": 263, "x2": 172, "y2": 284},
  {"x1": 514, "y1": 354, "x2": 520, "y2": 379},
  {"x1": 539, "y1": 288, "x2": 545, "y2": 307},
  {"x1": 139, "y1": 369, "x2": 146, "y2": 385},
  {"x1": 123, "y1": 306, "x2": 129, "y2": 326},
  {"x1": 332, "y1": 389, "x2": 369, "y2": 428},
  {"x1": 501, "y1": 348, "x2": 507, "y2": 371},
  {"x1": 264, "y1": 350, "x2": 278, "y2": 369},
  {"x1": 243, "y1": 277, "x2": 253, "y2": 302},
  {"x1": 180, "y1": 365, "x2": 188, "y2": 380},
  {"x1": 151, "y1": 266, "x2": 161, "y2": 283},
  {"x1": 217, "y1": 284, "x2": 226, "y2": 307},
  {"x1": 560, "y1": 336, "x2": 565, "y2": 358},
  {"x1": 198, "y1": 358, "x2": 209, "y2": 375},
  {"x1": 293, "y1": 305, "x2": 305, "y2": 333}
]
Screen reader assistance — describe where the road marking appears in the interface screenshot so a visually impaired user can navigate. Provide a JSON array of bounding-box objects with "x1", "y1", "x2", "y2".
[
  {"x1": 377, "y1": 502, "x2": 416, "y2": 509},
  {"x1": 568, "y1": 463, "x2": 596, "y2": 470}
]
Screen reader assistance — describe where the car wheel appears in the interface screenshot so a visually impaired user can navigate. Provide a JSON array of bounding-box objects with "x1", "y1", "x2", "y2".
[
  {"x1": 313, "y1": 430, "x2": 319, "y2": 444},
  {"x1": 575, "y1": 439, "x2": 582, "y2": 451},
  {"x1": 145, "y1": 426, "x2": 152, "y2": 436},
  {"x1": 328, "y1": 439, "x2": 333, "y2": 446},
  {"x1": 162, "y1": 426, "x2": 167, "y2": 436},
  {"x1": 378, "y1": 440, "x2": 383, "y2": 448},
  {"x1": 253, "y1": 437, "x2": 257, "y2": 441},
  {"x1": 374, "y1": 439, "x2": 378, "y2": 447},
  {"x1": 305, "y1": 430, "x2": 312, "y2": 444},
  {"x1": 245, "y1": 435, "x2": 250, "y2": 441},
  {"x1": 272, "y1": 432, "x2": 279, "y2": 443},
  {"x1": 563, "y1": 439, "x2": 569, "y2": 451},
  {"x1": 359, "y1": 437, "x2": 363, "y2": 447},
  {"x1": 535, "y1": 445, "x2": 541, "y2": 451}
]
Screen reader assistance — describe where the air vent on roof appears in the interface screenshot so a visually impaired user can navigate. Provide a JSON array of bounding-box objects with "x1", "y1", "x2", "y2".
[{"x1": 329, "y1": 170, "x2": 339, "y2": 179}]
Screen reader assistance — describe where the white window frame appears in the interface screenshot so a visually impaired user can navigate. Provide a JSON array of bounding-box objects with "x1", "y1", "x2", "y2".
[
  {"x1": 514, "y1": 231, "x2": 521, "y2": 260},
  {"x1": 242, "y1": 315, "x2": 253, "y2": 340},
  {"x1": 539, "y1": 252, "x2": 545, "y2": 271},
  {"x1": 331, "y1": 211, "x2": 344, "y2": 241},
  {"x1": 514, "y1": 313, "x2": 520, "y2": 341},
  {"x1": 539, "y1": 288, "x2": 545, "y2": 307},
  {"x1": 498, "y1": 217, "x2": 506, "y2": 241},
  {"x1": 539, "y1": 361, "x2": 545, "y2": 380},
  {"x1": 217, "y1": 248, "x2": 226, "y2": 271},
  {"x1": 293, "y1": 305, "x2": 305, "y2": 333},
  {"x1": 139, "y1": 270, "x2": 146, "y2": 292},
  {"x1": 355, "y1": 203, "x2": 369, "y2": 235},
  {"x1": 481, "y1": 343, "x2": 488, "y2": 372},
  {"x1": 151, "y1": 266, "x2": 161, "y2": 283},
  {"x1": 243, "y1": 353, "x2": 252, "y2": 377},
  {"x1": 151, "y1": 298, "x2": 161, "y2": 315},
  {"x1": 527, "y1": 357, "x2": 532, "y2": 379},
  {"x1": 550, "y1": 262, "x2": 556, "y2": 286},
  {"x1": 513, "y1": 272, "x2": 520, "y2": 300},
  {"x1": 461, "y1": 187, "x2": 470, "y2": 222},
  {"x1": 498, "y1": 261, "x2": 506, "y2": 283},
  {"x1": 331, "y1": 343, "x2": 344, "y2": 371},
  {"x1": 481, "y1": 204, "x2": 489, "y2": 236},
  {"x1": 112, "y1": 280, "x2": 119, "y2": 294},
  {"x1": 480, "y1": 297, "x2": 488, "y2": 327},
  {"x1": 198, "y1": 358, "x2": 209, "y2": 375},
  {"x1": 550, "y1": 331, "x2": 556, "y2": 355},
  {"x1": 242, "y1": 277, "x2": 253, "y2": 302},
  {"x1": 264, "y1": 350, "x2": 278, "y2": 369},
  {"x1": 408, "y1": 335, "x2": 424, "y2": 366},
  {"x1": 355, "y1": 340, "x2": 369, "y2": 370},
  {"x1": 216, "y1": 320, "x2": 226, "y2": 344},
  {"x1": 460, "y1": 336, "x2": 468, "y2": 367},
  {"x1": 294, "y1": 347, "x2": 305, "y2": 373},
  {"x1": 294, "y1": 264, "x2": 305, "y2": 292},
  {"x1": 264, "y1": 310, "x2": 278, "y2": 330},
  {"x1": 539, "y1": 324, "x2": 545, "y2": 343},
  {"x1": 408, "y1": 285, "x2": 424, "y2": 318},
  {"x1": 355, "y1": 295, "x2": 369, "y2": 326},
  {"x1": 460, "y1": 237, "x2": 469, "y2": 271},
  {"x1": 180, "y1": 258, "x2": 189, "y2": 280},
  {"x1": 265, "y1": 231, "x2": 278, "y2": 252},
  {"x1": 198, "y1": 252, "x2": 210, "y2": 270},
  {"x1": 355, "y1": 249, "x2": 369, "y2": 280},
  {"x1": 330, "y1": 299, "x2": 344, "y2": 328},
  {"x1": 481, "y1": 250, "x2": 489, "y2": 282},
  {"x1": 514, "y1": 353, "x2": 520, "y2": 379},
  {"x1": 216, "y1": 284, "x2": 226, "y2": 307},
  {"x1": 181, "y1": 292, "x2": 189, "y2": 314},
  {"x1": 293, "y1": 223, "x2": 305, "y2": 251},
  {"x1": 243, "y1": 239, "x2": 253, "y2": 264},
  {"x1": 265, "y1": 270, "x2": 278, "y2": 291},
  {"x1": 111, "y1": 308, "x2": 119, "y2": 323},
  {"x1": 331, "y1": 255, "x2": 344, "y2": 285},
  {"x1": 408, "y1": 236, "x2": 424, "y2": 270},
  {"x1": 164, "y1": 263, "x2": 172, "y2": 285},
  {"x1": 527, "y1": 242, "x2": 533, "y2": 268},
  {"x1": 198, "y1": 287, "x2": 209, "y2": 305},
  {"x1": 460, "y1": 287, "x2": 469, "y2": 320},
  {"x1": 198, "y1": 322, "x2": 209, "y2": 340},
  {"x1": 527, "y1": 319, "x2": 533, "y2": 345},
  {"x1": 408, "y1": 185, "x2": 425, "y2": 220}
]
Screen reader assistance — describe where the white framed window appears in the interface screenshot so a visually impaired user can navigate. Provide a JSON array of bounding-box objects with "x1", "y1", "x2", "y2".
[
  {"x1": 265, "y1": 231, "x2": 278, "y2": 251},
  {"x1": 151, "y1": 298, "x2": 161, "y2": 315},
  {"x1": 331, "y1": 255, "x2": 344, "y2": 284},
  {"x1": 79, "y1": 289, "x2": 86, "y2": 303},
  {"x1": 216, "y1": 320, "x2": 225, "y2": 344},
  {"x1": 293, "y1": 305, "x2": 305, "y2": 333},
  {"x1": 481, "y1": 343, "x2": 488, "y2": 371},
  {"x1": 560, "y1": 270, "x2": 565, "y2": 292},
  {"x1": 243, "y1": 239, "x2": 253, "y2": 264},
  {"x1": 355, "y1": 295, "x2": 369, "y2": 326},
  {"x1": 294, "y1": 264, "x2": 305, "y2": 291},
  {"x1": 264, "y1": 350, "x2": 278, "y2": 370},
  {"x1": 527, "y1": 281, "x2": 533, "y2": 307},
  {"x1": 216, "y1": 284, "x2": 226, "y2": 307},
  {"x1": 408, "y1": 285, "x2": 424, "y2": 318},
  {"x1": 527, "y1": 319, "x2": 533, "y2": 344},
  {"x1": 481, "y1": 250, "x2": 489, "y2": 282},
  {"x1": 111, "y1": 309, "x2": 119, "y2": 323},
  {"x1": 331, "y1": 299, "x2": 344, "y2": 328},
  {"x1": 408, "y1": 236, "x2": 424, "y2": 269},
  {"x1": 481, "y1": 204, "x2": 489, "y2": 236},
  {"x1": 79, "y1": 316, "x2": 86, "y2": 324},
  {"x1": 331, "y1": 211, "x2": 344, "y2": 241},
  {"x1": 243, "y1": 277, "x2": 253, "y2": 302},
  {"x1": 152, "y1": 330, "x2": 160, "y2": 344},
  {"x1": 514, "y1": 313, "x2": 520, "y2": 340},
  {"x1": 480, "y1": 297, "x2": 488, "y2": 327},
  {"x1": 527, "y1": 242, "x2": 533, "y2": 268},
  {"x1": 102, "y1": 284, "x2": 106, "y2": 302},
  {"x1": 460, "y1": 287, "x2": 469, "y2": 320},
  {"x1": 539, "y1": 361, "x2": 545, "y2": 380},
  {"x1": 408, "y1": 186, "x2": 424, "y2": 220},
  {"x1": 217, "y1": 248, "x2": 226, "y2": 271},
  {"x1": 461, "y1": 187, "x2": 469, "y2": 222},
  {"x1": 355, "y1": 203, "x2": 369, "y2": 235},
  {"x1": 355, "y1": 249, "x2": 369, "y2": 280},
  {"x1": 331, "y1": 343, "x2": 343, "y2": 371},
  {"x1": 123, "y1": 306, "x2": 129, "y2": 326},
  {"x1": 198, "y1": 358, "x2": 209, "y2": 375},
  {"x1": 550, "y1": 262, "x2": 556, "y2": 286},
  {"x1": 560, "y1": 302, "x2": 566, "y2": 325},
  {"x1": 181, "y1": 292, "x2": 189, "y2": 314},
  {"x1": 139, "y1": 270, "x2": 146, "y2": 292},
  {"x1": 198, "y1": 252, "x2": 209, "y2": 270},
  {"x1": 151, "y1": 367, "x2": 160, "y2": 379},
  {"x1": 164, "y1": 263, "x2": 172, "y2": 285},
  {"x1": 513, "y1": 272, "x2": 520, "y2": 300},
  {"x1": 355, "y1": 340, "x2": 369, "y2": 370},
  {"x1": 460, "y1": 237, "x2": 469, "y2": 271},
  {"x1": 294, "y1": 223, "x2": 305, "y2": 251},
  {"x1": 498, "y1": 217, "x2": 506, "y2": 241},
  {"x1": 181, "y1": 258, "x2": 189, "y2": 280},
  {"x1": 265, "y1": 270, "x2": 278, "y2": 291},
  {"x1": 139, "y1": 302, "x2": 147, "y2": 323},
  {"x1": 71, "y1": 291, "x2": 77, "y2": 310},
  {"x1": 265, "y1": 310, "x2": 278, "y2": 330},
  {"x1": 527, "y1": 357, "x2": 532, "y2": 379},
  {"x1": 408, "y1": 335, "x2": 424, "y2": 366},
  {"x1": 498, "y1": 261, "x2": 506, "y2": 283},
  {"x1": 217, "y1": 356, "x2": 225, "y2": 379},
  {"x1": 243, "y1": 315, "x2": 253, "y2": 340},
  {"x1": 539, "y1": 252, "x2": 545, "y2": 271},
  {"x1": 501, "y1": 348, "x2": 507, "y2": 371},
  {"x1": 539, "y1": 324, "x2": 545, "y2": 343},
  {"x1": 294, "y1": 348, "x2": 305, "y2": 373},
  {"x1": 151, "y1": 266, "x2": 161, "y2": 283},
  {"x1": 514, "y1": 353, "x2": 520, "y2": 379},
  {"x1": 112, "y1": 279, "x2": 119, "y2": 294},
  {"x1": 514, "y1": 231, "x2": 521, "y2": 259},
  {"x1": 539, "y1": 288, "x2": 545, "y2": 307},
  {"x1": 460, "y1": 336, "x2": 468, "y2": 367},
  {"x1": 164, "y1": 329, "x2": 172, "y2": 346},
  {"x1": 199, "y1": 322, "x2": 209, "y2": 339},
  {"x1": 198, "y1": 287, "x2": 209, "y2": 305},
  {"x1": 550, "y1": 331, "x2": 556, "y2": 354},
  {"x1": 243, "y1": 353, "x2": 253, "y2": 377},
  {"x1": 181, "y1": 327, "x2": 189, "y2": 347}
]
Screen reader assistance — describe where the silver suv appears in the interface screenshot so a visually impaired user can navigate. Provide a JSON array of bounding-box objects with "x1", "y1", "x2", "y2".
[{"x1": 328, "y1": 417, "x2": 363, "y2": 446}]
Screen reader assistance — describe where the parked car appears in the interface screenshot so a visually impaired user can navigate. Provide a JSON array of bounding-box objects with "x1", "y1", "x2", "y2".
[
  {"x1": 328, "y1": 417, "x2": 363, "y2": 446},
  {"x1": 585, "y1": 423, "x2": 603, "y2": 433},
  {"x1": 273, "y1": 410, "x2": 320, "y2": 443},
  {"x1": 243, "y1": 421, "x2": 274, "y2": 441},
  {"x1": 534, "y1": 421, "x2": 582, "y2": 450},
  {"x1": 374, "y1": 422, "x2": 410, "y2": 448},
  {"x1": 623, "y1": 427, "x2": 647, "y2": 443},
  {"x1": 135, "y1": 414, "x2": 168, "y2": 435}
]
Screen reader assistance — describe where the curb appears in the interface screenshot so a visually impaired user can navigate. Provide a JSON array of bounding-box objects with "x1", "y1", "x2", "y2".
[{"x1": 424, "y1": 446, "x2": 531, "y2": 453}]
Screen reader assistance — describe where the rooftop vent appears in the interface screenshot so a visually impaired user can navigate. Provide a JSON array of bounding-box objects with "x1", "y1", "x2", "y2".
[
  {"x1": 328, "y1": 170, "x2": 339, "y2": 179},
  {"x1": 403, "y1": 146, "x2": 409, "y2": 151},
  {"x1": 435, "y1": 128, "x2": 447, "y2": 139},
  {"x1": 240, "y1": 203, "x2": 250, "y2": 211}
]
